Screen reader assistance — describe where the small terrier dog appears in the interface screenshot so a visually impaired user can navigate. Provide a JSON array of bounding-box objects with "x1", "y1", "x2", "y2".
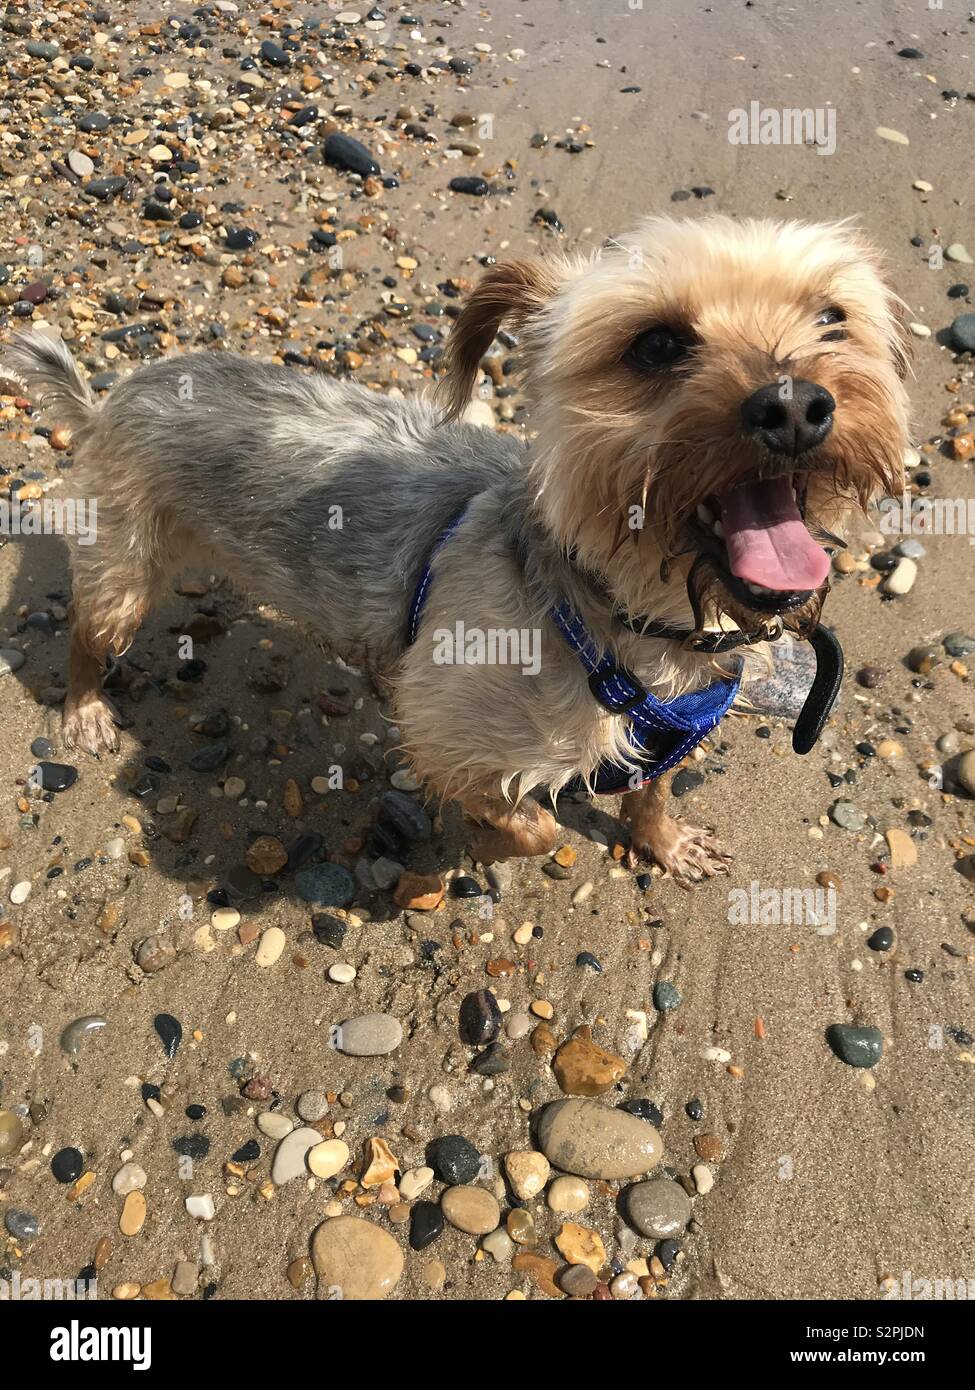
[{"x1": 5, "y1": 216, "x2": 910, "y2": 884}]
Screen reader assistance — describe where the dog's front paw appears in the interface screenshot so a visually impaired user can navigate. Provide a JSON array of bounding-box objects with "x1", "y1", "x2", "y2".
[
  {"x1": 62, "y1": 695, "x2": 120, "y2": 755},
  {"x1": 627, "y1": 817, "x2": 731, "y2": 888}
]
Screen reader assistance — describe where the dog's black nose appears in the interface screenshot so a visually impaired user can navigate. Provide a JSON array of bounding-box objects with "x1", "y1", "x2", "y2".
[{"x1": 741, "y1": 379, "x2": 835, "y2": 456}]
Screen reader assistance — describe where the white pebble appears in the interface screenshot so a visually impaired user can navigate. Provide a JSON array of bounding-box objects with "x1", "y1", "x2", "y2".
[
  {"x1": 327, "y1": 962, "x2": 356, "y2": 984},
  {"x1": 185, "y1": 1194, "x2": 215, "y2": 1221},
  {"x1": 255, "y1": 926, "x2": 286, "y2": 967},
  {"x1": 9, "y1": 881, "x2": 31, "y2": 905}
]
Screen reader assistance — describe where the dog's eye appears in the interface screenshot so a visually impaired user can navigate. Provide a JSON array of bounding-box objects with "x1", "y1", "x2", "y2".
[
  {"x1": 627, "y1": 326, "x2": 690, "y2": 370},
  {"x1": 815, "y1": 306, "x2": 846, "y2": 326}
]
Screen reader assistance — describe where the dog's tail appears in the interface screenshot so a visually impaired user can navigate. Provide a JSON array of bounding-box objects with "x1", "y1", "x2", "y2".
[{"x1": 2, "y1": 332, "x2": 97, "y2": 433}]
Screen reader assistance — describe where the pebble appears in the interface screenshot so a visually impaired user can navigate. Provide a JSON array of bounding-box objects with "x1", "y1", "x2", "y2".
[
  {"x1": 440, "y1": 1185, "x2": 500, "y2": 1235},
  {"x1": 483, "y1": 1228, "x2": 515, "y2": 1263},
  {"x1": 653, "y1": 981, "x2": 682, "y2": 1012},
  {"x1": 536, "y1": 1099, "x2": 663, "y2": 1179},
  {"x1": 308, "y1": 1139, "x2": 350, "y2": 1179},
  {"x1": 830, "y1": 800, "x2": 866, "y2": 832},
  {"x1": 875, "y1": 127, "x2": 909, "y2": 144},
  {"x1": 554, "y1": 1220, "x2": 606, "y2": 1273},
  {"x1": 826, "y1": 1024, "x2": 884, "y2": 1068},
  {"x1": 949, "y1": 315, "x2": 975, "y2": 353},
  {"x1": 432, "y1": 1134, "x2": 481, "y2": 1185},
  {"x1": 257, "y1": 1113, "x2": 294, "y2": 1140},
  {"x1": 943, "y1": 632, "x2": 975, "y2": 658},
  {"x1": 154, "y1": 1013, "x2": 182, "y2": 1059},
  {"x1": 271, "y1": 1126, "x2": 321, "y2": 1184},
  {"x1": 324, "y1": 132, "x2": 380, "y2": 178},
  {"x1": 504, "y1": 1151, "x2": 551, "y2": 1200},
  {"x1": 211, "y1": 907, "x2": 240, "y2": 932},
  {"x1": 0, "y1": 649, "x2": 26, "y2": 676},
  {"x1": 459, "y1": 989, "x2": 502, "y2": 1045},
  {"x1": 51, "y1": 1147, "x2": 83, "y2": 1184},
  {"x1": 409, "y1": 1200, "x2": 444, "y2": 1250},
  {"x1": 692, "y1": 1163, "x2": 714, "y2": 1195},
  {"x1": 5, "y1": 1209, "x2": 40, "y2": 1241},
  {"x1": 295, "y1": 863, "x2": 355, "y2": 907},
  {"x1": 0, "y1": 1110, "x2": 26, "y2": 1157},
  {"x1": 311, "y1": 1215, "x2": 403, "y2": 1300},
  {"x1": 622, "y1": 1176, "x2": 691, "y2": 1239},
  {"x1": 946, "y1": 244, "x2": 974, "y2": 265},
  {"x1": 328, "y1": 962, "x2": 357, "y2": 983},
  {"x1": 883, "y1": 558, "x2": 917, "y2": 595},
  {"x1": 399, "y1": 1166, "x2": 435, "y2": 1200},
  {"x1": 552, "y1": 1033, "x2": 627, "y2": 1096},
  {"x1": 185, "y1": 1195, "x2": 215, "y2": 1221},
  {"x1": 9, "y1": 881, "x2": 32, "y2": 906},
  {"x1": 254, "y1": 925, "x2": 287, "y2": 967},
  {"x1": 335, "y1": 1013, "x2": 403, "y2": 1056},
  {"x1": 547, "y1": 1175, "x2": 590, "y2": 1213},
  {"x1": 560, "y1": 1263, "x2": 598, "y2": 1296},
  {"x1": 296, "y1": 1089, "x2": 329, "y2": 1122},
  {"x1": 119, "y1": 1191, "x2": 147, "y2": 1237},
  {"x1": 171, "y1": 1261, "x2": 199, "y2": 1298},
  {"x1": 112, "y1": 1162, "x2": 148, "y2": 1195}
]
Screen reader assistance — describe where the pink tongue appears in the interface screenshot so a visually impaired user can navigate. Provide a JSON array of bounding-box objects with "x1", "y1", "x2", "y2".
[{"x1": 718, "y1": 475, "x2": 830, "y2": 591}]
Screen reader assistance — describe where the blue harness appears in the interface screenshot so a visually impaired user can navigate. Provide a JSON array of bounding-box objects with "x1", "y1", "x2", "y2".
[{"x1": 405, "y1": 509, "x2": 741, "y2": 796}]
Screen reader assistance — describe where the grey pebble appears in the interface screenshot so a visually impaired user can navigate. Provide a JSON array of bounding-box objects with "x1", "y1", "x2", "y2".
[
  {"x1": 653, "y1": 981, "x2": 682, "y2": 1012},
  {"x1": 0, "y1": 649, "x2": 26, "y2": 676},
  {"x1": 830, "y1": 800, "x2": 866, "y2": 832},
  {"x1": 826, "y1": 1024, "x2": 884, "y2": 1068},
  {"x1": 296, "y1": 1089, "x2": 329, "y2": 1122},
  {"x1": 625, "y1": 1177, "x2": 693, "y2": 1238},
  {"x1": 5, "y1": 1208, "x2": 40, "y2": 1240},
  {"x1": 334, "y1": 1012, "x2": 403, "y2": 1056},
  {"x1": 295, "y1": 862, "x2": 355, "y2": 907}
]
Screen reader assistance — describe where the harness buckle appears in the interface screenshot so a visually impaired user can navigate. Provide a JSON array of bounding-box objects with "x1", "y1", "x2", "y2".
[{"x1": 588, "y1": 666, "x2": 647, "y2": 714}]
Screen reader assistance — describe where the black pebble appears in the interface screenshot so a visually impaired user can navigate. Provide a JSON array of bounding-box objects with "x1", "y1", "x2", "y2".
[
  {"x1": 948, "y1": 283, "x2": 970, "y2": 299},
  {"x1": 141, "y1": 1082, "x2": 161, "y2": 1103},
  {"x1": 154, "y1": 1012, "x2": 182, "y2": 1059},
  {"x1": 323, "y1": 131, "x2": 380, "y2": 178},
  {"x1": 671, "y1": 769, "x2": 705, "y2": 796},
  {"x1": 231, "y1": 1139, "x2": 260, "y2": 1163},
  {"x1": 458, "y1": 989, "x2": 502, "y2": 1045},
  {"x1": 622, "y1": 1098, "x2": 663, "y2": 1128},
  {"x1": 575, "y1": 951, "x2": 602, "y2": 972},
  {"x1": 185, "y1": 1104, "x2": 207, "y2": 1121},
  {"x1": 51, "y1": 1147, "x2": 83, "y2": 1184},
  {"x1": 905, "y1": 968, "x2": 924, "y2": 983},
  {"x1": 636, "y1": 873, "x2": 652, "y2": 891},
  {"x1": 452, "y1": 875, "x2": 482, "y2": 898},
  {"x1": 449, "y1": 175, "x2": 490, "y2": 197},
  {"x1": 225, "y1": 227, "x2": 258, "y2": 251},
  {"x1": 188, "y1": 740, "x2": 230, "y2": 772},
  {"x1": 867, "y1": 926, "x2": 894, "y2": 952},
  {"x1": 469, "y1": 1043, "x2": 509, "y2": 1076},
  {"x1": 312, "y1": 913, "x2": 347, "y2": 948},
  {"x1": 431, "y1": 1134, "x2": 481, "y2": 1185},
  {"x1": 897, "y1": 47, "x2": 924, "y2": 58},
  {"x1": 259, "y1": 39, "x2": 290, "y2": 68},
  {"x1": 35, "y1": 762, "x2": 78, "y2": 792},
  {"x1": 409, "y1": 1200, "x2": 445, "y2": 1250},
  {"x1": 31, "y1": 738, "x2": 55, "y2": 758},
  {"x1": 657, "y1": 1238, "x2": 681, "y2": 1269},
  {"x1": 686, "y1": 1098, "x2": 704, "y2": 1121}
]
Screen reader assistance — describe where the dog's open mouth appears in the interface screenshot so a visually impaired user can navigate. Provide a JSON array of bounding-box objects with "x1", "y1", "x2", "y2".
[{"x1": 689, "y1": 471, "x2": 831, "y2": 615}]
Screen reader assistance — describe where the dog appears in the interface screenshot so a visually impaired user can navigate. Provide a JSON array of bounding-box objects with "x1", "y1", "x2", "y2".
[{"x1": 3, "y1": 215, "x2": 910, "y2": 885}]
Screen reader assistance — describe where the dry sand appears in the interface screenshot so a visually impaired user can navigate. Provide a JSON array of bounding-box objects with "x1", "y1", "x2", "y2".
[{"x1": 0, "y1": 0, "x2": 973, "y2": 1303}]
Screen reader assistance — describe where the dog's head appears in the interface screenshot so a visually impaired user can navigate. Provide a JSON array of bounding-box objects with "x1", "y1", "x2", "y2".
[{"x1": 440, "y1": 216, "x2": 911, "y2": 635}]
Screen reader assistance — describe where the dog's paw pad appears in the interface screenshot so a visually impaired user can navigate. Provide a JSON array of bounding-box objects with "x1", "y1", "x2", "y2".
[{"x1": 62, "y1": 698, "x2": 120, "y2": 755}]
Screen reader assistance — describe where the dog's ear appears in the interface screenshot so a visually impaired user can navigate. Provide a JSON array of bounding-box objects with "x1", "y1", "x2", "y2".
[{"x1": 437, "y1": 259, "x2": 562, "y2": 422}]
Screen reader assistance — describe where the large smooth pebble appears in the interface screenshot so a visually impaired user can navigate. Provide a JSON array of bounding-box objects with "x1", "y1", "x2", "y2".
[
  {"x1": 119, "y1": 1191, "x2": 147, "y2": 1237},
  {"x1": 335, "y1": 1013, "x2": 402, "y2": 1056},
  {"x1": 255, "y1": 925, "x2": 286, "y2": 967},
  {"x1": 440, "y1": 1185, "x2": 500, "y2": 1235},
  {"x1": 311, "y1": 1215, "x2": 403, "y2": 1300},
  {"x1": 547, "y1": 1175, "x2": 590, "y2": 1212},
  {"x1": 882, "y1": 557, "x2": 917, "y2": 595},
  {"x1": 271, "y1": 1126, "x2": 321, "y2": 1184},
  {"x1": 308, "y1": 1139, "x2": 349, "y2": 1179},
  {"x1": 957, "y1": 749, "x2": 975, "y2": 797},
  {"x1": 536, "y1": 1098, "x2": 663, "y2": 1180},
  {"x1": 625, "y1": 1177, "x2": 692, "y2": 1238}
]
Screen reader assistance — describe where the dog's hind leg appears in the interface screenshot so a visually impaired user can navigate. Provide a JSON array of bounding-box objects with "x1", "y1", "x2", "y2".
[
  {"x1": 621, "y1": 769, "x2": 731, "y2": 888},
  {"x1": 460, "y1": 791, "x2": 558, "y2": 864}
]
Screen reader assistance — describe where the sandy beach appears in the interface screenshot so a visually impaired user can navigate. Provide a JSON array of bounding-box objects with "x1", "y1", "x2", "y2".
[{"x1": 0, "y1": 0, "x2": 973, "y2": 1307}]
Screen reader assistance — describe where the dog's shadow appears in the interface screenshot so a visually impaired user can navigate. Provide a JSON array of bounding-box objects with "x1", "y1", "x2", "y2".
[{"x1": 1, "y1": 531, "x2": 620, "y2": 928}]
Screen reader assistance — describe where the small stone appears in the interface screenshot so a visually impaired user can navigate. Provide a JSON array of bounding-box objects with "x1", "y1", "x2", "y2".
[
  {"x1": 512, "y1": 1252, "x2": 562, "y2": 1298},
  {"x1": 35, "y1": 762, "x2": 78, "y2": 793},
  {"x1": 552, "y1": 1033, "x2": 627, "y2": 1096},
  {"x1": 409, "y1": 1200, "x2": 444, "y2": 1251},
  {"x1": 946, "y1": 244, "x2": 974, "y2": 265},
  {"x1": 625, "y1": 1176, "x2": 693, "y2": 1237},
  {"x1": 431, "y1": 1134, "x2": 481, "y2": 1185},
  {"x1": 957, "y1": 750, "x2": 975, "y2": 797},
  {"x1": 826, "y1": 1024, "x2": 884, "y2": 1068},
  {"x1": 171, "y1": 1261, "x2": 198, "y2": 1297},
  {"x1": 0, "y1": 1110, "x2": 26, "y2": 1157},
  {"x1": 119, "y1": 1191, "x2": 147, "y2": 1237},
  {"x1": 258, "y1": 1113, "x2": 294, "y2": 1140},
  {"x1": 537, "y1": 1098, "x2": 662, "y2": 1180},
  {"x1": 112, "y1": 1162, "x2": 147, "y2": 1195},
  {"x1": 440, "y1": 1185, "x2": 500, "y2": 1235},
  {"x1": 324, "y1": 132, "x2": 380, "y2": 177},
  {"x1": 885, "y1": 827, "x2": 917, "y2": 868},
  {"x1": 907, "y1": 644, "x2": 941, "y2": 674},
  {"x1": 943, "y1": 632, "x2": 975, "y2": 659},
  {"x1": 949, "y1": 315, "x2": 975, "y2": 353},
  {"x1": 255, "y1": 925, "x2": 287, "y2": 967},
  {"x1": 51, "y1": 1147, "x2": 83, "y2": 1184},
  {"x1": 335, "y1": 1013, "x2": 402, "y2": 1056},
  {"x1": 154, "y1": 1013, "x2": 182, "y2": 1059},
  {"x1": 560, "y1": 1263, "x2": 598, "y2": 1296},
  {"x1": 271, "y1": 1126, "x2": 321, "y2": 1184},
  {"x1": 246, "y1": 835, "x2": 288, "y2": 875},
  {"x1": 505, "y1": 1207, "x2": 537, "y2": 1246},
  {"x1": 554, "y1": 1220, "x2": 606, "y2": 1273},
  {"x1": 830, "y1": 800, "x2": 865, "y2": 832},
  {"x1": 311, "y1": 1215, "x2": 403, "y2": 1301},
  {"x1": 297, "y1": 1089, "x2": 329, "y2": 1122},
  {"x1": 185, "y1": 1195, "x2": 215, "y2": 1221},
  {"x1": 211, "y1": 907, "x2": 240, "y2": 932},
  {"x1": 653, "y1": 981, "x2": 682, "y2": 1012},
  {"x1": 360, "y1": 1137, "x2": 399, "y2": 1188},
  {"x1": 693, "y1": 1134, "x2": 725, "y2": 1162},
  {"x1": 393, "y1": 870, "x2": 444, "y2": 910},
  {"x1": 399, "y1": 1166, "x2": 435, "y2": 1201},
  {"x1": 882, "y1": 558, "x2": 917, "y2": 595},
  {"x1": 308, "y1": 1139, "x2": 350, "y2": 1179},
  {"x1": 9, "y1": 881, "x2": 32, "y2": 906},
  {"x1": 459, "y1": 989, "x2": 502, "y2": 1045},
  {"x1": 504, "y1": 1151, "x2": 551, "y2": 1200},
  {"x1": 692, "y1": 1163, "x2": 714, "y2": 1195},
  {"x1": 547, "y1": 1175, "x2": 590, "y2": 1213},
  {"x1": 5, "y1": 1209, "x2": 40, "y2": 1241},
  {"x1": 295, "y1": 863, "x2": 355, "y2": 907},
  {"x1": 875, "y1": 126, "x2": 909, "y2": 144},
  {"x1": 482, "y1": 1228, "x2": 515, "y2": 1263},
  {"x1": 287, "y1": 1257, "x2": 313, "y2": 1288}
]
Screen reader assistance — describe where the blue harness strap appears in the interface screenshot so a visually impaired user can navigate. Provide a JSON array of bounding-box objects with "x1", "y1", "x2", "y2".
[
  {"x1": 550, "y1": 599, "x2": 741, "y2": 794},
  {"x1": 405, "y1": 508, "x2": 741, "y2": 797}
]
